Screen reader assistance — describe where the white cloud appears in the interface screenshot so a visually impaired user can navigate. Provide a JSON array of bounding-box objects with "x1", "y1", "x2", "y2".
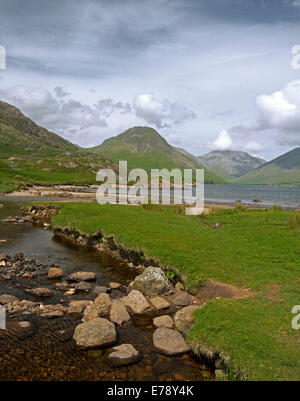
[
  {"x1": 227, "y1": 80, "x2": 300, "y2": 155},
  {"x1": 244, "y1": 141, "x2": 261, "y2": 152},
  {"x1": 213, "y1": 130, "x2": 232, "y2": 150},
  {"x1": 133, "y1": 93, "x2": 195, "y2": 128}
]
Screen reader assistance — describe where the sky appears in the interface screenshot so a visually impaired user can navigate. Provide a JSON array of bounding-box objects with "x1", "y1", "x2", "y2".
[{"x1": 1, "y1": 0, "x2": 300, "y2": 161}]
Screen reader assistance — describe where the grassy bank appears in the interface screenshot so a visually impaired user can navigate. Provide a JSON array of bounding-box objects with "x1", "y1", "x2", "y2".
[{"x1": 33, "y1": 202, "x2": 300, "y2": 380}]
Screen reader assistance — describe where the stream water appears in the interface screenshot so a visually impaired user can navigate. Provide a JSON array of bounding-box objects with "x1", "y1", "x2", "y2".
[{"x1": 0, "y1": 201, "x2": 210, "y2": 381}]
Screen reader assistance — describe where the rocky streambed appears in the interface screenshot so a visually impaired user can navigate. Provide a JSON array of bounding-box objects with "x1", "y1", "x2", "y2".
[{"x1": 0, "y1": 201, "x2": 216, "y2": 381}]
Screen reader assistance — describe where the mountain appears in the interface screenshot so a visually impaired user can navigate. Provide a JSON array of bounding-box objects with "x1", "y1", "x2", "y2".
[
  {"x1": 92, "y1": 126, "x2": 226, "y2": 183},
  {"x1": 0, "y1": 100, "x2": 113, "y2": 192},
  {"x1": 236, "y1": 148, "x2": 300, "y2": 186},
  {"x1": 197, "y1": 150, "x2": 265, "y2": 181}
]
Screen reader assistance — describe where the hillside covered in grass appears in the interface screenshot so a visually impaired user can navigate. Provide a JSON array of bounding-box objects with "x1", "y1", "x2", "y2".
[
  {"x1": 0, "y1": 100, "x2": 115, "y2": 193},
  {"x1": 236, "y1": 148, "x2": 300, "y2": 186},
  {"x1": 92, "y1": 126, "x2": 226, "y2": 184}
]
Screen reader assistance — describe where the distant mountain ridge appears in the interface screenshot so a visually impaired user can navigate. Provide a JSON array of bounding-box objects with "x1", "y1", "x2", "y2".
[
  {"x1": 197, "y1": 150, "x2": 265, "y2": 181},
  {"x1": 236, "y1": 148, "x2": 300, "y2": 186},
  {"x1": 92, "y1": 126, "x2": 226, "y2": 184}
]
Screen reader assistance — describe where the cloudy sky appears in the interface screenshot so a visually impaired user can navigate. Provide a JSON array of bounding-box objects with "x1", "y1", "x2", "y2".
[{"x1": 1, "y1": 0, "x2": 300, "y2": 160}]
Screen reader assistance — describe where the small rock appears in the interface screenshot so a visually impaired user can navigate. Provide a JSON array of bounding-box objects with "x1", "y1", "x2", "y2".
[
  {"x1": 48, "y1": 267, "x2": 63, "y2": 279},
  {"x1": 175, "y1": 282, "x2": 184, "y2": 292},
  {"x1": 173, "y1": 292, "x2": 190, "y2": 307},
  {"x1": 153, "y1": 315, "x2": 174, "y2": 329},
  {"x1": 40, "y1": 310, "x2": 64, "y2": 318},
  {"x1": 0, "y1": 294, "x2": 18, "y2": 305},
  {"x1": 174, "y1": 305, "x2": 201, "y2": 333},
  {"x1": 72, "y1": 281, "x2": 91, "y2": 292},
  {"x1": 67, "y1": 271, "x2": 96, "y2": 282},
  {"x1": 108, "y1": 344, "x2": 140, "y2": 366},
  {"x1": 25, "y1": 287, "x2": 54, "y2": 298},
  {"x1": 81, "y1": 295, "x2": 111, "y2": 322},
  {"x1": 153, "y1": 328, "x2": 190, "y2": 356},
  {"x1": 73, "y1": 318, "x2": 116, "y2": 348},
  {"x1": 18, "y1": 321, "x2": 31, "y2": 328},
  {"x1": 110, "y1": 282, "x2": 121, "y2": 290},
  {"x1": 55, "y1": 282, "x2": 69, "y2": 291},
  {"x1": 68, "y1": 300, "x2": 92, "y2": 315},
  {"x1": 150, "y1": 296, "x2": 170, "y2": 310},
  {"x1": 124, "y1": 290, "x2": 150, "y2": 314},
  {"x1": 64, "y1": 288, "x2": 75, "y2": 296},
  {"x1": 82, "y1": 303, "x2": 102, "y2": 322},
  {"x1": 110, "y1": 301, "x2": 130, "y2": 326},
  {"x1": 93, "y1": 286, "x2": 110, "y2": 295}
]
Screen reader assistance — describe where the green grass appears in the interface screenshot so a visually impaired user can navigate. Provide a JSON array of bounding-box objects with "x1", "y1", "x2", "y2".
[{"x1": 31, "y1": 202, "x2": 300, "y2": 380}]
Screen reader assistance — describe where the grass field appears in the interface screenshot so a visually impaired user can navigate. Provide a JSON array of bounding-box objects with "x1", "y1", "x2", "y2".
[{"x1": 33, "y1": 201, "x2": 300, "y2": 380}]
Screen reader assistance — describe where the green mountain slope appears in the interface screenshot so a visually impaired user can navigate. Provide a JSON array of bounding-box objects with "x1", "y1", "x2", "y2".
[
  {"x1": 92, "y1": 126, "x2": 226, "y2": 183},
  {"x1": 197, "y1": 150, "x2": 265, "y2": 181},
  {"x1": 236, "y1": 148, "x2": 300, "y2": 186},
  {"x1": 0, "y1": 100, "x2": 113, "y2": 192}
]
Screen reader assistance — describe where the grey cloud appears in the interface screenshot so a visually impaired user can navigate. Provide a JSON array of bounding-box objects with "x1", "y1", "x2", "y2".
[
  {"x1": 0, "y1": 85, "x2": 132, "y2": 144},
  {"x1": 133, "y1": 93, "x2": 196, "y2": 128},
  {"x1": 54, "y1": 87, "x2": 70, "y2": 98}
]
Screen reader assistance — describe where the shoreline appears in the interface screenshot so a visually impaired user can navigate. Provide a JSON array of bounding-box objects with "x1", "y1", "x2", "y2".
[{"x1": 1, "y1": 185, "x2": 300, "y2": 211}]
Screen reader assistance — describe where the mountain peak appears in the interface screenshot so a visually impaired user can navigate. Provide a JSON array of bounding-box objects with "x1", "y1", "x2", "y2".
[{"x1": 198, "y1": 149, "x2": 265, "y2": 181}]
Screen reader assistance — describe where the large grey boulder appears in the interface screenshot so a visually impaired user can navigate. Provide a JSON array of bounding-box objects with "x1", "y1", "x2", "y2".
[
  {"x1": 130, "y1": 267, "x2": 172, "y2": 296},
  {"x1": 124, "y1": 290, "x2": 150, "y2": 314},
  {"x1": 153, "y1": 328, "x2": 190, "y2": 356},
  {"x1": 174, "y1": 305, "x2": 201, "y2": 333},
  {"x1": 73, "y1": 318, "x2": 116, "y2": 348},
  {"x1": 108, "y1": 344, "x2": 140, "y2": 366}
]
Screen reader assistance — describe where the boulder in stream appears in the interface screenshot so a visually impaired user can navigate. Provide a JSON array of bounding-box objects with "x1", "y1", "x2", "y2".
[
  {"x1": 130, "y1": 266, "x2": 173, "y2": 296},
  {"x1": 108, "y1": 344, "x2": 140, "y2": 366},
  {"x1": 48, "y1": 267, "x2": 63, "y2": 279},
  {"x1": 73, "y1": 318, "x2": 116, "y2": 348},
  {"x1": 67, "y1": 271, "x2": 96, "y2": 282},
  {"x1": 153, "y1": 328, "x2": 190, "y2": 356},
  {"x1": 110, "y1": 300, "x2": 130, "y2": 326},
  {"x1": 174, "y1": 305, "x2": 201, "y2": 334},
  {"x1": 124, "y1": 290, "x2": 150, "y2": 314}
]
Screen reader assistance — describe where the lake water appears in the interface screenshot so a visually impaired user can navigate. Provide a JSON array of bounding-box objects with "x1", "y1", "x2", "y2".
[{"x1": 204, "y1": 184, "x2": 300, "y2": 209}]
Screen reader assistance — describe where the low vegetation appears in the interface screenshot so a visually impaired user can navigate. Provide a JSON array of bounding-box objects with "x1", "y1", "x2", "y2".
[{"x1": 31, "y1": 201, "x2": 300, "y2": 380}]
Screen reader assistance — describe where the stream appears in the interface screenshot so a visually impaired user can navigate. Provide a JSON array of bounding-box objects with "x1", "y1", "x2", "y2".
[{"x1": 0, "y1": 200, "x2": 211, "y2": 381}]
